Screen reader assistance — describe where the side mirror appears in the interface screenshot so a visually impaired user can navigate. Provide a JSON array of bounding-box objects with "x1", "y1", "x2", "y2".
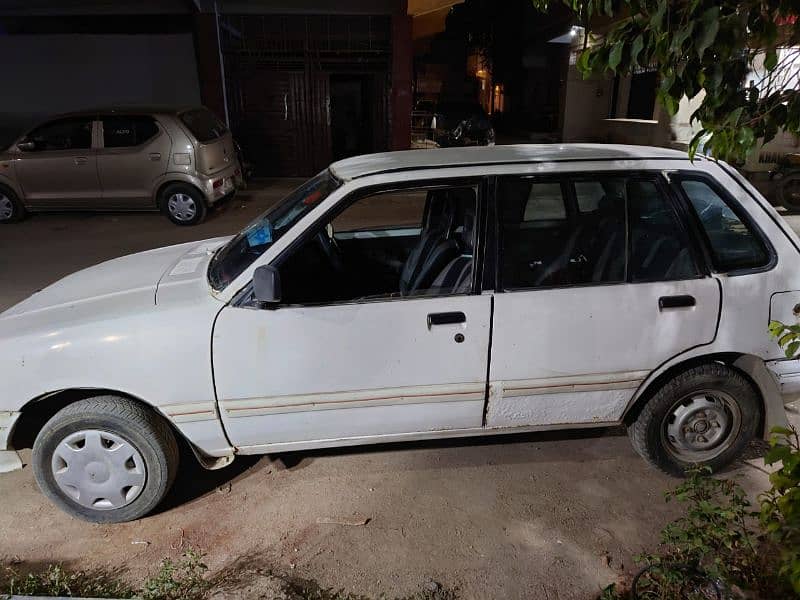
[
  {"x1": 17, "y1": 140, "x2": 35, "y2": 152},
  {"x1": 253, "y1": 265, "x2": 281, "y2": 304}
]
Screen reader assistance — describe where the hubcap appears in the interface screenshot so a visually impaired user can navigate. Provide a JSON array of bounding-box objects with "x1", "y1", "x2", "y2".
[
  {"x1": 51, "y1": 430, "x2": 146, "y2": 510},
  {"x1": 167, "y1": 193, "x2": 196, "y2": 222},
  {"x1": 0, "y1": 195, "x2": 13, "y2": 220},
  {"x1": 663, "y1": 391, "x2": 741, "y2": 462}
]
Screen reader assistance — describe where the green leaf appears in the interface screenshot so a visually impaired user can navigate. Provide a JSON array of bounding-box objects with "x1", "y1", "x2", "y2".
[
  {"x1": 608, "y1": 42, "x2": 624, "y2": 73},
  {"x1": 765, "y1": 48, "x2": 778, "y2": 72},
  {"x1": 769, "y1": 320, "x2": 786, "y2": 335},
  {"x1": 696, "y1": 6, "x2": 720, "y2": 59},
  {"x1": 669, "y1": 22, "x2": 695, "y2": 55},
  {"x1": 577, "y1": 48, "x2": 592, "y2": 76},
  {"x1": 630, "y1": 34, "x2": 644, "y2": 67},
  {"x1": 650, "y1": 1, "x2": 667, "y2": 30},
  {"x1": 778, "y1": 332, "x2": 797, "y2": 347},
  {"x1": 786, "y1": 341, "x2": 800, "y2": 359},
  {"x1": 737, "y1": 126, "x2": 755, "y2": 149}
]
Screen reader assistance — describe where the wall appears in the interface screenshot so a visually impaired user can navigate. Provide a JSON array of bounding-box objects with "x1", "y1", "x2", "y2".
[
  {"x1": 0, "y1": 34, "x2": 200, "y2": 145},
  {"x1": 560, "y1": 61, "x2": 612, "y2": 142}
]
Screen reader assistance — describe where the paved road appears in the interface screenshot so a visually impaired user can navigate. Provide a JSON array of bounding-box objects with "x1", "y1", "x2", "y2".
[{"x1": 0, "y1": 182, "x2": 798, "y2": 599}]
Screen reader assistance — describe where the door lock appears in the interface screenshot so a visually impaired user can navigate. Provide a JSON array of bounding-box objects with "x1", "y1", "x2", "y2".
[{"x1": 454, "y1": 333, "x2": 465, "y2": 343}]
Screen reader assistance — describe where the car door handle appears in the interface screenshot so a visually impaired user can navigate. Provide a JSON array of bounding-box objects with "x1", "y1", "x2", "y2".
[
  {"x1": 74, "y1": 156, "x2": 88, "y2": 165},
  {"x1": 659, "y1": 295, "x2": 696, "y2": 310},
  {"x1": 149, "y1": 152, "x2": 161, "y2": 161},
  {"x1": 427, "y1": 312, "x2": 466, "y2": 328}
]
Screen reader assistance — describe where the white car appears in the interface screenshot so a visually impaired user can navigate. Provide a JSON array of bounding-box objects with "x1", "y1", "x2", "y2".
[{"x1": 1, "y1": 145, "x2": 798, "y2": 523}]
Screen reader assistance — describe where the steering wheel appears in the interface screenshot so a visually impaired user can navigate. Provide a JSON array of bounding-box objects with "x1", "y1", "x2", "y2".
[{"x1": 315, "y1": 226, "x2": 344, "y2": 272}]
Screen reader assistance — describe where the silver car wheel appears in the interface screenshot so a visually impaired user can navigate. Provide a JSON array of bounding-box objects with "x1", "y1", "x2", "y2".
[
  {"x1": 662, "y1": 391, "x2": 741, "y2": 463},
  {"x1": 0, "y1": 194, "x2": 13, "y2": 220},
  {"x1": 51, "y1": 429, "x2": 147, "y2": 510},
  {"x1": 167, "y1": 193, "x2": 197, "y2": 222}
]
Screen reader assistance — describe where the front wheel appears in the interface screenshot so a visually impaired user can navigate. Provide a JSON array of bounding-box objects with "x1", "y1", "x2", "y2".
[
  {"x1": 0, "y1": 185, "x2": 26, "y2": 224},
  {"x1": 32, "y1": 396, "x2": 179, "y2": 523},
  {"x1": 628, "y1": 364, "x2": 760, "y2": 476}
]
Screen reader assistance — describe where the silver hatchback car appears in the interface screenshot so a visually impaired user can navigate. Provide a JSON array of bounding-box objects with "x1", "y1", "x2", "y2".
[{"x1": 0, "y1": 106, "x2": 244, "y2": 225}]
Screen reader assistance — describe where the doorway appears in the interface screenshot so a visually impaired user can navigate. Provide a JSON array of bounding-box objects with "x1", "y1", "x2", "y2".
[{"x1": 330, "y1": 75, "x2": 375, "y2": 161}]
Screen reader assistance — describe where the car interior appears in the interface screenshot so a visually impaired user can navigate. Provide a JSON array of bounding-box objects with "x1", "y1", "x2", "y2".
[
  {"x1": 499, "y1": 175, "x2": 699, "y2": 290},
  {"x1": 278, "y1": 185, "x2": 478, "y2": 305}
]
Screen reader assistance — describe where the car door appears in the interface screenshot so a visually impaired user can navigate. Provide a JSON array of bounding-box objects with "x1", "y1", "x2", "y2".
[
  {"x1": 14, "y1": 116, "x2": 100, "y2": 209},
  {"x1": 212, "y1": 179, "x2": 492, "y2": 450},
  {"x1": 486, "y1": 171, "x2": 722, "y2": 428},
  {"x1": 97, "y1": 115, "x2": 171, "y2": 209}
]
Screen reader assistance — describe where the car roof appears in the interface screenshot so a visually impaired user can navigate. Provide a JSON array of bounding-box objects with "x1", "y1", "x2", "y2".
[
  {"x1": 48, "y1": 105, "x2": 201, "y2": 118},
  {"x1": 329, "y1": 144, "x2": 697, "y2": 181}
]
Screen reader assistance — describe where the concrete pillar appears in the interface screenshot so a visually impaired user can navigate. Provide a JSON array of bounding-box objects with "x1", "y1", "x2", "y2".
[
  {"x1": 193, "y1": 13, "x2": 227, "y2": 121},
  {"x1": 391, "y1": 3, "x2": 413, "y2": 150}
]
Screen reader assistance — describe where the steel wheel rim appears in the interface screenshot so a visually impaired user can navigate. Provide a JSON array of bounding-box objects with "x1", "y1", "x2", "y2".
[
  {"x1": 661, "y1": 390, "x2": 742, "y2": 463},
  {"x1": 167, "y1": 193, "x2": 197, "y2": 222},
  {"x1": 51, "y1": 429, "x2": 147, "y2": 510},
  {"x1": 0, "y1": 194, "x2": 13, "y2": 220}
]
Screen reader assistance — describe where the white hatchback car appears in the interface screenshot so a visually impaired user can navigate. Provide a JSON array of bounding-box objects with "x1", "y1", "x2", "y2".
[{"x1": 1, "y1": 145, "x2": 798, "y2": 523}]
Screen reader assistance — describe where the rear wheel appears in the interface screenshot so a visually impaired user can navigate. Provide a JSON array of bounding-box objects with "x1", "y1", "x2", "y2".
[
  {"x1": 0, "y1": 186, "x2": 25, "y2": 223},
  {"x1": 159, "y1": 183, "x2": 207, "y2": 226},
  {"x1": 628, "y1": 364, "x2": 760, "y2": 476},
  {"x1": 777, "y1": 173, "x2": 800, "y2": 212},
  {"x1": 32, "y1": 396, "x2": 179, "y2": 523}
]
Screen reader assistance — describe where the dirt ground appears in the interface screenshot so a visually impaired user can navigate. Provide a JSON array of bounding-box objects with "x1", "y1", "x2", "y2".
[{"x1": 1, "y1": 181, "x2": 798, "y2": 599}]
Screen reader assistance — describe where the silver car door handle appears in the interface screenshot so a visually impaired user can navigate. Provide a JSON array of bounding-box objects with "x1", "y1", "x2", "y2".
[
  {"x1": 74, "y1": 156, "x2": 88, "y2": 165},
  {"x1": 149, "y1": 152, "x2": 161, "y2": 161}
]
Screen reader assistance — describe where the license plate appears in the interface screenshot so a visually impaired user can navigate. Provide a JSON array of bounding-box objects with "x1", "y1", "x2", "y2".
[{"x1": 222, "y1": 177, "x2": 234, "y2": 193}]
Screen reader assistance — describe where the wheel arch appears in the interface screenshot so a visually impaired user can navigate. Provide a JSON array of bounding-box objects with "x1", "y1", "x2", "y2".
[
  {"x1": 10, "y1": 388, "x2": 225, "y2": 468},
  {"x1": 622, "y1": 352, "x2": 787, "y2": 438},
  {"x1": 153, "y1": 177, "x2": 207, "y2": 211}
]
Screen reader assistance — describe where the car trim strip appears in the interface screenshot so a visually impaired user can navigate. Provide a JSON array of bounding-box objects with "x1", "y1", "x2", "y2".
[
  {"x1": 500, "y1": 370, "x2": 650, "y2": 398},
  {"x1": 219, "y1": 383, "x2": 487, "y2": 418},
  {"x1": 161, "y1": 402, "x2": 218, "y2": 423}
]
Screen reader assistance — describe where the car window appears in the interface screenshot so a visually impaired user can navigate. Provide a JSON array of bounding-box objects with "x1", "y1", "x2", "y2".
[
  {"x1": 523, "y1": 182, "x2": 566, "y2": 221},
  {"x1": 627, "y1": 180, "x2": 699, "y2": 281},
  {"x1": 575, "y1": 181, "x2": 605, "y2": 212},
  {"x1": 208, "y1": 170, "x2": 340, "y2": 291},
  {"x1": 332, "y1": 189, "x2": 427, "y2": 232},
  {"x1": 102, "y1": 116, "x2": 159, "y2": 148},
  {"x1": 499, "y1": 174, "x2": 699, "y2": 290},
  {"x1": 499, "y1": 176, "x2": 625, "y2": 288},
  {"x1": 22, "y1": 117, "x2": 93, "y2": 152},
  {"x1": 277, "y1": 184, "x2": 478, "y2": 305},
  {"x1": 179, "y1": 108, "x2": 228, "y2": 143},
  {"x1": 679, "y1": 178, "x2": 770, "y2": 272}
]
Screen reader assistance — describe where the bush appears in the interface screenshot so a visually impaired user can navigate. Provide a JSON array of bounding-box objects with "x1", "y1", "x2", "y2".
[{"x1": 601, "y1": 427, "x2": 800, "y2": 599}]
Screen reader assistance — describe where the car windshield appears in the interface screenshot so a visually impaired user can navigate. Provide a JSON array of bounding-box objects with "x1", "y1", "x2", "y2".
[{"x1": 208, "y1": 170, "x2": 341, "y2": 291}]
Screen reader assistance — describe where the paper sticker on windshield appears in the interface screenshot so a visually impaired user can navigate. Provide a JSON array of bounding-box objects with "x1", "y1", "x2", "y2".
[{"x1": 246, "y1": 223, "x2": 272, "y2": 247}]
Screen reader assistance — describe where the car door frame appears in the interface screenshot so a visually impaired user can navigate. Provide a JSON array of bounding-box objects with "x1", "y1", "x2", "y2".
[
  {"x1": 13, "y1": 115, "x2": 102, "y2": 210},
  {"x1": 211, "y1": 172, "x2": 496, "y2": 452},
  {"x1": 482, "y1": 167, "x2": 724, "y2": 430},
  {"x1": 96, "y1": 114, "x2": 171, "y2": 209}
]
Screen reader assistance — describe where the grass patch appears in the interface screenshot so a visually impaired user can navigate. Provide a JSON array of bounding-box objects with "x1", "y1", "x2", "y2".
[{"x1": 1, "y1": 550, "x2": 459, "y2": 599}]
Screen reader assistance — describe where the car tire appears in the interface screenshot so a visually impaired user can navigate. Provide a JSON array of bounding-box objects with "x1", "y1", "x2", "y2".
[
  {"x1": 627, "y1": 363, "x2": 760, "y2": 477},
  {"x1": 0, "y1": 185, "x2": 26, "y2": 224},
  {"x1": 32, "y1": 396, "x2": 179, "y2": 523},
  {"x1": 777, "y1": 173, "x2": 800, "y2": 212},
  {"x1": 159, "y1": 183, "x2": 208, "y2": 226}
]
